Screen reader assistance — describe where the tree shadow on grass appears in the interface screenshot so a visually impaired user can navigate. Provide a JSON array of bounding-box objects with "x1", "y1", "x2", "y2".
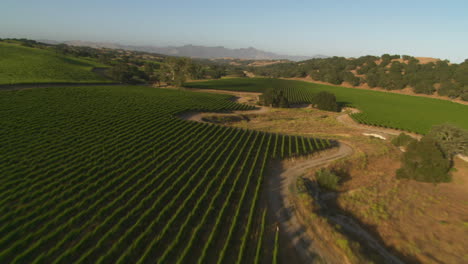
[{"x1": 303, "y1": 177, "x2": 421, "y2": 264}]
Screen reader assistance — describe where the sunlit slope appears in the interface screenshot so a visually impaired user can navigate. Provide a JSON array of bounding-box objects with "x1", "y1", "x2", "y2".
[
  {"x1": 0, "y1": 42, "x2": 110, "y2": 85},
  {"x1": 186, "y1": 78, "x2": 468, "y2": 134}
]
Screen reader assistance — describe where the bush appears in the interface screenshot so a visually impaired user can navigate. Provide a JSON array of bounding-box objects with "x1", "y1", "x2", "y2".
[
  {"x1": 312, "y1": 91, "x2": 339, "y2": 112},
  {"x1": 315, "y1": 168, "x2": 340, "y2": 190},
  {"x1": 426, "y1": 124, "x2": 468, "y2": 157},
  {"x1": 413, "y1": 81, "x2": 435, "y2": 94},
  {"x1": 437, "y1": 81, "x2": 461, "y2": 98},
  {"x1": 391, "y1": 133, "x2": 416, "y2": 147},
  {"x1": 461, "y1": 90, "x2": 468, "y2": 101},
  {"x1": 396, "y1": 138, "x2": 451, "y2": 183},
  {"x1": 259, "y1": 88, "x2": 289, "y2": 108}
]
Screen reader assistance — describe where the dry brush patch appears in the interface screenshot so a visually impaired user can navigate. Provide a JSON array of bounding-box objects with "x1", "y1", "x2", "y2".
[{"x1": 223, "y1": 106, "x2": 468, "y2": 263}]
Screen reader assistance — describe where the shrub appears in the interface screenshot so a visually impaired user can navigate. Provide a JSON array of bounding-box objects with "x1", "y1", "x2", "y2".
[
  {"x1": 391, "y1": 133, "x2": 416, "y2": 147},
  {"x1": 396, "y1": 138, "x2": 451, "y2": 183},
  {"x1": 461, "y1": 90, "x2": 468, "y2": 101},
  {"x1": 413, "y1": 81, "x2": 435, "y2": 94},
  {"x1": 438, "y1": 81, "x2": 461, "y2": 98},
  {"x1": 315, "y1": 168, "x2": 340, "y2": 190},
  {"x1": 312, "y1": 91, "x2": 339, "y2": 112},
  {"x1": 426, "y1": 124, "x2": 468, "y2": 157},
  {"x1": 259, "y1": 88, "x2": 289, "y2": 108}
]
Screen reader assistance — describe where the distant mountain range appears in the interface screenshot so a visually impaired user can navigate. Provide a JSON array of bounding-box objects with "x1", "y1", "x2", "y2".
[{"x1": 39, "y1": 40, "x2": 327, "y2": 61}]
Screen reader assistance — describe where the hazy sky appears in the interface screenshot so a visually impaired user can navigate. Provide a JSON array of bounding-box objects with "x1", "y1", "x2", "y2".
[{"x1": 2, "y1": 0, "x2": 468, "y2": 62}]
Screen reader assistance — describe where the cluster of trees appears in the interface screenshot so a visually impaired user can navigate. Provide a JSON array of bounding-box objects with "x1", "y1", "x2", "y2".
[
  {"x1": 311, "y1": 91, "x2": 340, "y2": 112},
  {"x1": 394, "y1": 124, "x2": 468, "y2": 183},
  {"x1": 250, "y1": 54, "x2": 468, "y2": 101},
  {"x1": 105, "y1": 56, "x2": 231, "y2": 85},
  {"x1": 258, "y1": 89, "x2": 289, "y2": 108}
]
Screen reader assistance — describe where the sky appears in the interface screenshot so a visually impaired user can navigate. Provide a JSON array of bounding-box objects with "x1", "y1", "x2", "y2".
[{"x1": 1, "y1": 0, "x2": 468, "y2": 62}]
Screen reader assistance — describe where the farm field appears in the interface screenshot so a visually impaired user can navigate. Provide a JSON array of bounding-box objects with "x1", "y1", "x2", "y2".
[
  {"x1": 0, "y1": 85, "x2": 331, "y2": 263},
  {"x1": 0, "y1": 42, "x2": 111, "y2": 85},
  {"x1": 185, "y1": 78, "x2": 468, "y2": 134}
]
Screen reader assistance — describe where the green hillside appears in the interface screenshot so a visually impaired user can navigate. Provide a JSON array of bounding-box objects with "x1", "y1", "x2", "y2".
[
  {"x1": 0, "y1": 42, "x2": 111, "y2": 85},
  {"x1": 185, "y1": 78, "x2": 468, "y2": 134}
]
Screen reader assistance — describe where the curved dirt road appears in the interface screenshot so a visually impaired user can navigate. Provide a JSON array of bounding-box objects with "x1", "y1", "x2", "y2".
[
  {"x1": 179, "y1": 103, "x2": 354, "y2": 262},
  {"x1": 267, "y1": 143, "x2": 354, "y2": 263},
  {"x1": 178, "y1": 106, "x2": 269, "y2": 123},
  {"x1": 178, "y1": 89, "x2": 357, "y2": 262}
]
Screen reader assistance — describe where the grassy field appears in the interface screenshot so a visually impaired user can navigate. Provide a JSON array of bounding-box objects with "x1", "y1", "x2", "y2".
[
  {"x1": 0, "y1": 42, "x2": 111, "y2": 85},
  {"x1": 0, "y1": 85, "x2": 331, "y2": 263},
  {"x1": 185, "y1": 78, "x2": 468, "y2": 134}
]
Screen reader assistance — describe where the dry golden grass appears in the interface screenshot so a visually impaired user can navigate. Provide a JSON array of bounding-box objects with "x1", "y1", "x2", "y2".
[{"x1": 224, "y1": 107, "x2": 468, "y2": 264}]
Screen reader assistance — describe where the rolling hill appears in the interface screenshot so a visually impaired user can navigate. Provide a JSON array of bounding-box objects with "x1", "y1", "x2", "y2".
[
  {"x1": 185, "y1": 78, "x2": 468, "y2": 134},
  {"x1": 0, "y1": 42, "x2": 111, "y2": 85},
  {"x1": 41, "y1": 40, "x2": 326, "y2": 61}
]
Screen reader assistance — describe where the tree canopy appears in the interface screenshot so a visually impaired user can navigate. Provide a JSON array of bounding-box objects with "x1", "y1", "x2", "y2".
[
  {"x1": 396, "y1": 138, "x2": 451, "y2": 183},
  {"x1": 249, "y1": 54, "x2": 468, "y2": 101},
  {"x1": 259, "y1": 88, "x2": 289, "y2": 108},
  {"x1": 427, "y1": 124, "x2": 468, "y2": 157},
  {"x1": 311, "y1": 91, "x2": 339, "y2": 112}
]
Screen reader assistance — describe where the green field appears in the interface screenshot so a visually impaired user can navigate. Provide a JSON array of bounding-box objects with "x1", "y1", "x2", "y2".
[
  {"x1": 0, "y1": 42, "x2": 111, "y2": 85},
  {"x1": 186, "y1": 78, "x2": 468, "y2": 134},
  {"x1": 0, "y1": 85, "x2": 331, "y2": 263}
]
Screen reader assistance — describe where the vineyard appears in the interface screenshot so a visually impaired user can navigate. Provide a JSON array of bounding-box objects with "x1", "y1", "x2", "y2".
[
  {"x1": 0, "y1": 42, "x2": 110, "y2": 85},
  {"x1": 186, "y1": 78, "x2": 468, "y2": 134},
  {"x1": 0, "y1": 85, "x2": 332, "y2": 263}
]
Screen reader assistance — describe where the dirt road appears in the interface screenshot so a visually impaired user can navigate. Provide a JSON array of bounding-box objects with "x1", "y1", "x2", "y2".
[
  {"x1": 178, "y1": 106, "x2": 269, "y2": 123},
  {"x1": 178, "y1": 89, "x2": 356, "y2": 262},
  {"x1": 267, "y1": 143, "x2": 354, "y2": 263}
]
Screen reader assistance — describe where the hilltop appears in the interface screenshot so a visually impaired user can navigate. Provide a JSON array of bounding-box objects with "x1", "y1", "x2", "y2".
[
  {"x1": 250, "y1": 54, "x2": 468, "y2": 102},
  {"x1": 40, "y1": 40, "x2": 326, "y2": 61},
  {"x1": 0, "y1": 41, "x2": 110, "y2": 85}
]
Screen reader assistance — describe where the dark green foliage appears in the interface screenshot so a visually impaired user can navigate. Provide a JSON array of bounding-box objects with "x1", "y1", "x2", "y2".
[
  {"x1": 312, "y1": 91, "x2": 339, "y2": 112},
  {"x1": 259, "y1": 88, "x2": 289, "y2": 108},
  {"x1": 187, "y1": 63, "x2": 206, "y2": 80},
  {"x1": 402, "y1": 55, "x2": 414, "y2": 61},
  {"x1": 366, "y1": 72, "x2": 380, "y2": 88},
  {"x1": 110, "y1": 63, "x2": 147, "y2": 84},
  {"x1": 438, "y1": 81, "x2": 461, "y2": 98},
  {"x1": 208, "y1": 65, "x2": 227, "y2": 79},
  {"x1": 357, "y1": 61, "x2": 377, "y2": 75},
  {"x1": 391, "y1": 133, "x2": 416, "y2": 147},
  {"x1": 453, "y1": 61, "x2": 468, "y2": 86},
  {"x1": 315, "y1": 168, "x2": 340, "y2": 190},
  {"x1": 427, "y1": 124, "x2": 468, "y2": 157},
  {"x1": 159, "y1": 57, "x2": 200, "y2": 87},
  {"x1": 396, "y1": 138, "x2": 451, "y2": 183},
  {"x1": 414, "y1": 81, "x2": 435, "y2": 94},
  {"x1": 249, "y1": 54, "x2": 468, "y2": 99},
  {"x1": 342, "y1": 71, "x2": 361, "y2": 86},
  {"x1": 461, "y1": 89, "x2": 468, "y2": 101},
  {"x1": 324, "y1": 70, "x2": 342, "y2": 85}
]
